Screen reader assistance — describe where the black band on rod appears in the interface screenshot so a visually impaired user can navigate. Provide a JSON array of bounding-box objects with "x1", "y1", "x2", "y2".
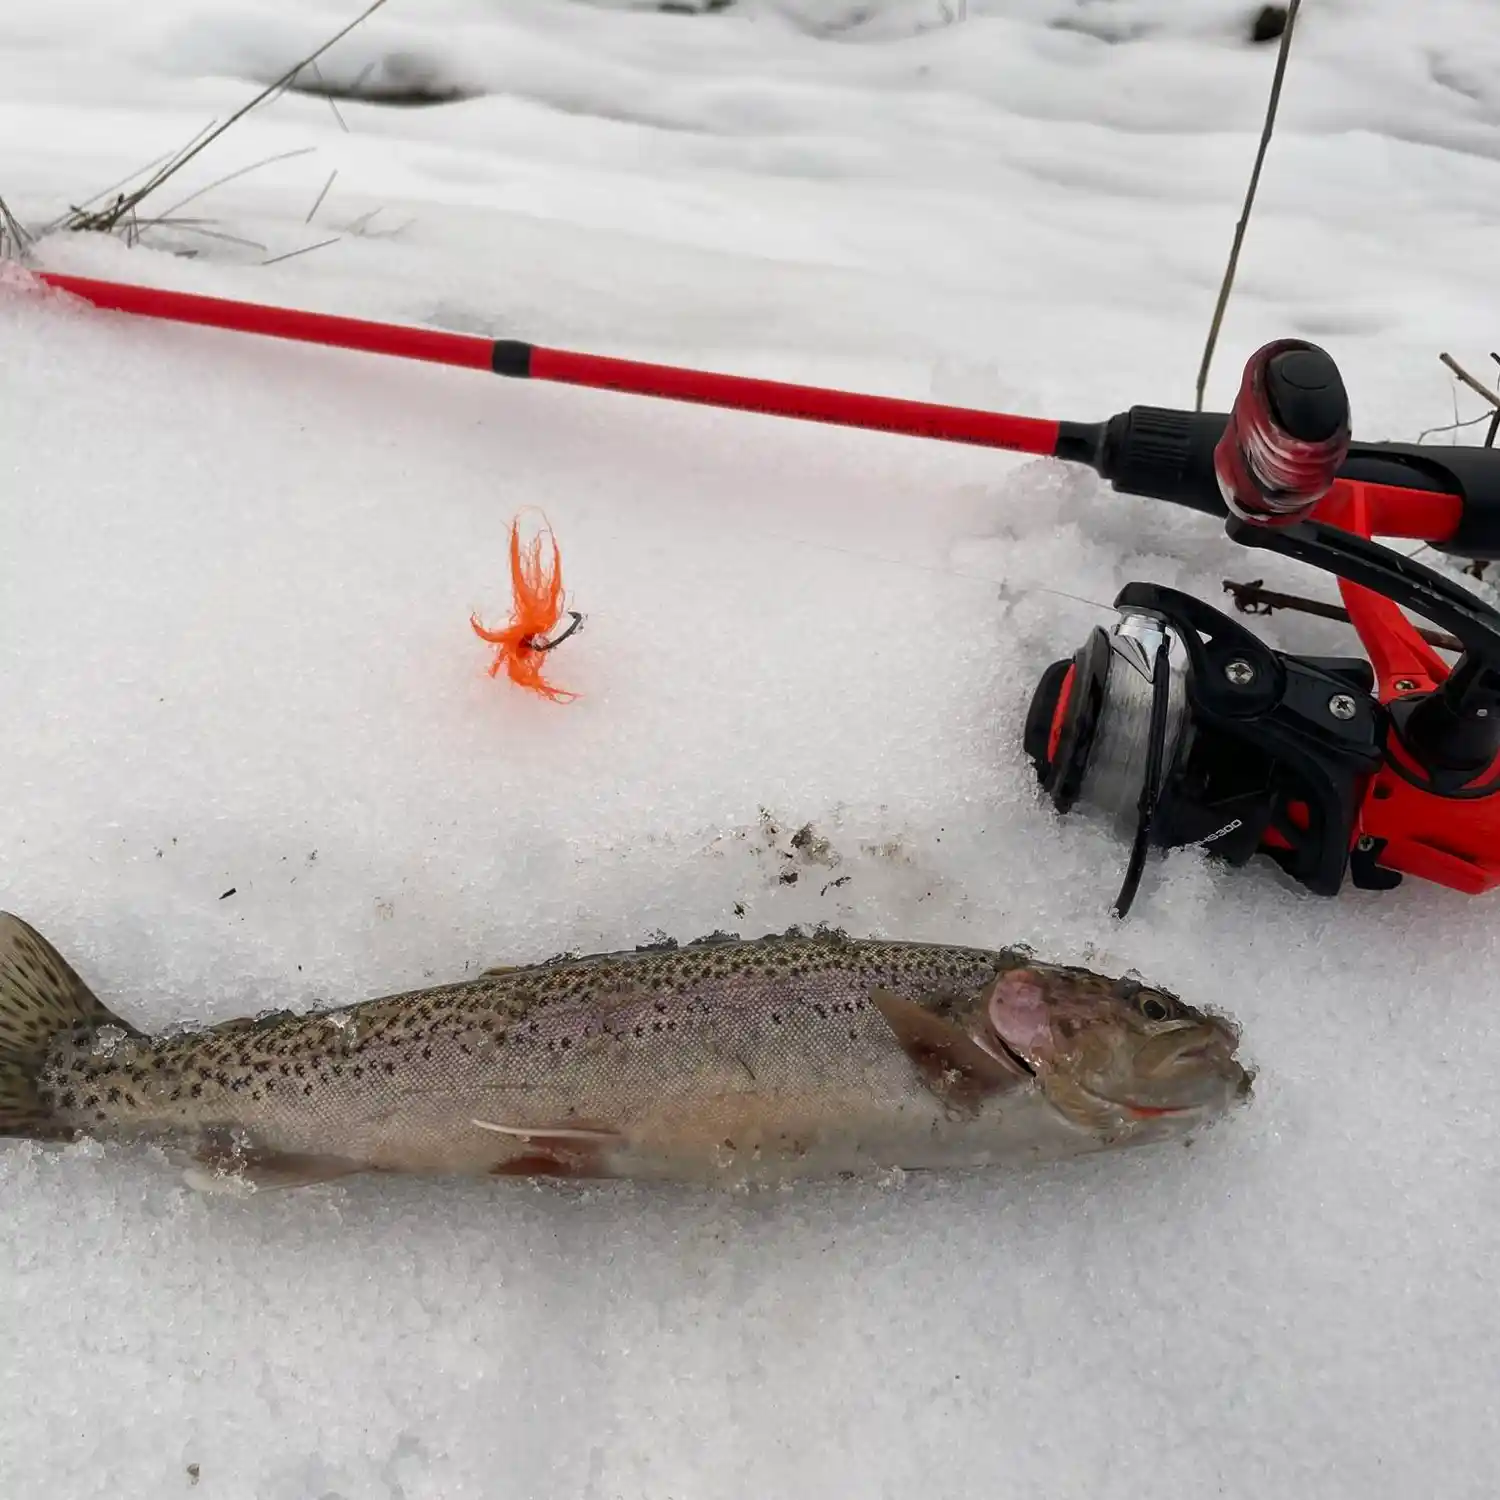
[{"x1": 491, "y1": 340, "x2": 534, "y2": 377}]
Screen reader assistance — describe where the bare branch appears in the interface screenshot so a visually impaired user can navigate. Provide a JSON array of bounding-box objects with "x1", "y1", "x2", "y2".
[
  {"x1": 1439, "y1": 352, "x2": 1500, "y2": 412},
  {"x1": 1223, "y1": 578, "x2": 1462, "y2": 652}
]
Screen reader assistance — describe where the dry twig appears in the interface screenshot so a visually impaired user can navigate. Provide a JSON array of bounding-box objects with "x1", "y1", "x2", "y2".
[
  {"x1": 1195, "y1": 0, "x2": 1302, "y2": 411},
  {"x1": 1223, "y1": 578, "x2": 1462, "y2": 652}
]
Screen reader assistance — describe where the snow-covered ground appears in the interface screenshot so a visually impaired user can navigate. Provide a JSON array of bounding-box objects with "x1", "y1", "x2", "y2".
[{"x1": 5, "y1": 2, "x2": 1500, "y2": 1496}]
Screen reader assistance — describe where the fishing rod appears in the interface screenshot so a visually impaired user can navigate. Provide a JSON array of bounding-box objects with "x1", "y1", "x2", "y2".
[{"x1": 29, "y1": 271, "x2": 1500, "y2": 912}]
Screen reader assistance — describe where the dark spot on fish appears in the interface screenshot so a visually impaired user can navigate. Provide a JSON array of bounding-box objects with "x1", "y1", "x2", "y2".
[
  {"x1": 190, "y1": 1084, "x2": 203, "y2": 1099},
  {"x1": 422, "y1": 1047, "x2": 433, "y2": 1060},
  {"x1": 303, "y1": 1084, "x2": 313, "y2": 1095},
  {"x1": 106, "y1": 1087, "x2": 121, "y2": 1104}
]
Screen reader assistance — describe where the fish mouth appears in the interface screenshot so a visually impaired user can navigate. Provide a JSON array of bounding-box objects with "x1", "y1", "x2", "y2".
[
  {"x1": 1120, "y1": 1099, "x2": 1192, "y2": 1120},
  {"x1": 1114, "y1": 1049, "x2": 1256, "y2": 1120}
]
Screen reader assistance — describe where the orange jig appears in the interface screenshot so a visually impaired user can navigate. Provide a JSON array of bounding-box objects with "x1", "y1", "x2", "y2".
[{"x1": 471, "y1": 514, "x2": 580, "y2": 703}]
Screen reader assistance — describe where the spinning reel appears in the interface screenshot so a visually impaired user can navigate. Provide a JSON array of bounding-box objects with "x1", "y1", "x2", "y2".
[{"x1": 1023, "y1": 339, "x2": 1500, "y2": 915}]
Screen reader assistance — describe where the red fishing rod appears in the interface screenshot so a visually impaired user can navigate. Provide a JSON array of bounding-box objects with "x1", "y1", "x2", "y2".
[
  {"x1": 35, "y1": 270, "x2": 1060, "y2": 456},
  {"x1": 26, "y1": 271, "x2": 1500, "y2": 912},
  {"x1": 30, "y1": 271, "x2": 1500, "y2": 556}
]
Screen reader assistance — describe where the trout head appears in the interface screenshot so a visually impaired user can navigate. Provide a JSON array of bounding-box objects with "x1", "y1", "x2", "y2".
[{"x1": 980, "y1": 963, "x2": 1253, "y2": 1140}]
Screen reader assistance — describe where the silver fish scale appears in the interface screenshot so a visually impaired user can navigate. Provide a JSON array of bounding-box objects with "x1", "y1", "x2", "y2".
[{"x1": 43, "y1": 935, "x2": 1028, "y2": 1177}]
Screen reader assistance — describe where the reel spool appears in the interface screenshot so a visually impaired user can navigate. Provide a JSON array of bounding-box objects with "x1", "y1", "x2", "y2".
[
  {"x1": 1023, "y1": 610, "x2": 1188, "y2": 916},
  {"x1": 1024, "y1": 588, "x2": 1384, "y2": 916}
]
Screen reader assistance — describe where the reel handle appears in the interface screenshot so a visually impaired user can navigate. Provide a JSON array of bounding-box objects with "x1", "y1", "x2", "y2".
[
  {"x1": 1213, "y1": 340, "x2": 1350, "y2": 524},
  {"x1": 1054, "y1": 342, "x2": 1500, "y2": 560}
]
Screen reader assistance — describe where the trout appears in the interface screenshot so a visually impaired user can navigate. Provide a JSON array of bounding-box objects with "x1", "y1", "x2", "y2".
[{"x1": 0, "y1": 912, "x2": 1252, "y2": 1190}]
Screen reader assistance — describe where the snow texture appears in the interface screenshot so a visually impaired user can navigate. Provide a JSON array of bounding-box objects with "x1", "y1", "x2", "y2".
[{"x1": 4, "y1": 2, "x2": 1500, "y2": 1497}]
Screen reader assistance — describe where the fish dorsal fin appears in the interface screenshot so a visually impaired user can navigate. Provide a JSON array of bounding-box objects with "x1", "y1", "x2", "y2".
[
  {"x1": 481, "y1": 966, "x2": 522, "y2": 977},
  {"x1": 870, "y1": 987, "x2": 1029, "y2": 1116}
]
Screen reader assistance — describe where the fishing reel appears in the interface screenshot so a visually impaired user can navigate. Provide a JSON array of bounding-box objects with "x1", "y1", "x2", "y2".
[{"x1": 1023, "y1": 338, "x2": 1500, "y2": 914}]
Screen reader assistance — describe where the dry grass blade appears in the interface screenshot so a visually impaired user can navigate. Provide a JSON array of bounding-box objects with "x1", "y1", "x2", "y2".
[
  {"x1": 1194, "y1": 0, "x2": 1302, "y2": 411},
  {"x1": 0, "y1": 192, "x2": 34, "y2": 260},
  {"x1": 261, "y1": 236, "x2": 341, "y2": 266},
  {"x1": 152, "y1": 146, "x2": 319, "y2": 223},
  {"x1": 49, "y1": 123, "x2": 224, "y2": 235},
  {"x1": 68, "y1": 0, "x2": 390, "y2": 233},
  {"x1": 1417, "y1": 409, "x2": 1496, "y2": 445},
  {"x1": 304, "y1": 62, "x2": 351, "y2": 132},
  {"x1": 1426, "y1": 352, "x2": 1500, "y2": 449},
  {"x1": 132, "y1": 219, "x2": 271, "y2": 252},
  {"x1": 306, "y1": 168, "x2": 339, "y2": 224}
]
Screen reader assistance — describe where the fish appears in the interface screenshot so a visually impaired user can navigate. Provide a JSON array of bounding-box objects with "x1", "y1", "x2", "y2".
[{"x1": 0, "y1": 912, "x2": 1253, "y2": 1192}]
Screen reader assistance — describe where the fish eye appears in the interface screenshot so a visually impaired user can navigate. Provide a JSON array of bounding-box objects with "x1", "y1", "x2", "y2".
[{"x1": 1138, "y1": 993, "x2": 1171, "y2": 1022}]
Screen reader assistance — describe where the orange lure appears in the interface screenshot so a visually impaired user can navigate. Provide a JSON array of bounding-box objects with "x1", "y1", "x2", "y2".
[{"x1": 470, "y1": 514, "x2": 580, "y2": 703}]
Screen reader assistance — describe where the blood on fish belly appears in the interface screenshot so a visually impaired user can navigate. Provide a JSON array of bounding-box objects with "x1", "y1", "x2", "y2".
[{"x1": 0, "y1": 915, "x2": 1254, "y2": 1191}]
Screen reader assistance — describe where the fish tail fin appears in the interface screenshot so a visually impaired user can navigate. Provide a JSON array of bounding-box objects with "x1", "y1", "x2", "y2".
[{"x1": 0, "y1": 912, "x2": 136, "y2": 1140}]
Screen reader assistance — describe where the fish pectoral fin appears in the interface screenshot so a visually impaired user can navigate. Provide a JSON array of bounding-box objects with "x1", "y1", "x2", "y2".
[
  {"x1": 187, "y1": 1131, "x2": 366, "y2": 1193},
  {"x1": 472, "y1": 1119, "x2": 623, "y2": 1179},
  {"x1": 870, "y1": 987, "x2": 1030, "y2": 1116},
  {"x1": 1039, "y1": 1075, "x2": 1128, "y2": 1136},
  {"x1": 471, "y1": 1118, "x2": 621, "y2": 1143}
]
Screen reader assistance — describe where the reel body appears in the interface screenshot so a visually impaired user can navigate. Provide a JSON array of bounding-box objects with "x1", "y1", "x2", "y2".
[
  {"x1": 1025, "y1": 340, "x2": 1500, "y2": 914},
  {"x1": 1026, "y1": 587, "x2": 1384, "y2": 914}
]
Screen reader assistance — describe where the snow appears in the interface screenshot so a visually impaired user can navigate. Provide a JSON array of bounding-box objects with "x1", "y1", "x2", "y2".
[{"x1": 4, "y1": 1, "x2": 1500, "y2": 1496}]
